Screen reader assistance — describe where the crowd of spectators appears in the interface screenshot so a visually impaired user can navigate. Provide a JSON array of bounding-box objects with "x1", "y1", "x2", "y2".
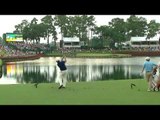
[{"x1": 0, "y1": 41, "x2": 51, "y2": 58}]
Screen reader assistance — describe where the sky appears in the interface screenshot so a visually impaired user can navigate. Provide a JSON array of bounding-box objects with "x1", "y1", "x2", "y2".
[{"x1": 1, "y1": 15, "x2": 160, "y2": 43}]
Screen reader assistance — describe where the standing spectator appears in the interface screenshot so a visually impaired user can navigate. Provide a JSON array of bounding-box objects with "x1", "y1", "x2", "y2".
[{"x1": 141, "y1": 57, "x2": 157, "y2": 91}]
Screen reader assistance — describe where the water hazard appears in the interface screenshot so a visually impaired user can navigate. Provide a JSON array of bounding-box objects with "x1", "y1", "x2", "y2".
[{"x1": 0, "y1": 57, "x2": 159, "y2": 84}]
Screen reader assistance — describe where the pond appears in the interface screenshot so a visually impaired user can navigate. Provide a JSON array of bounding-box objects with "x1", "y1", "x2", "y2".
[{"x1": 0, "y1": 56, "x2": 160, "y2": 84}]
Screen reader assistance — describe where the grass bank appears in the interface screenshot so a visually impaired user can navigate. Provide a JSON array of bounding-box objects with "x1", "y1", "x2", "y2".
[
  {"x1": 45, "y1": 52, "x2": 131, "y2": 58},
  {"x1": 76, "y1": 53, "x2": 131, "y2": 58},
  {"x1": 0, "y1": 79, "x2": 160, "y2": 105}
]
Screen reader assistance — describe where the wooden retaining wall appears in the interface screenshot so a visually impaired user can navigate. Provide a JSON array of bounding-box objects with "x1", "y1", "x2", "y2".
[{"x1": 0, "y1": 53, "x2": 44, "y2": 62}]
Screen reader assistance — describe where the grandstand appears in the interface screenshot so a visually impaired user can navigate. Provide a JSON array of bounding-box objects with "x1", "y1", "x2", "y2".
[
  {"x1": 61, "y1": 37, "x2": 80, "y2": 48},
  {"x1": 130, "y1": 35, "x2": 160, "y2": 50}
]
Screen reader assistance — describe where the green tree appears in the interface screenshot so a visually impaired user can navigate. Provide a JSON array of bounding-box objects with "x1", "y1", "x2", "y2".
[
  {"x1": 146, "y1": 20, "x2": 160, "y2": 39},
  {"x1": 73, "y1": 15, "x2": 96, "y2": 46},
  {"x1": 29, "y1": 17, "x2": 39, "y2": 43},
  {"x1": 41, "y1": 15, "x2": 57, "y2": 45},
  {"x1": 54, "y1": 15, "x2": 68, "y2": 40},
  {"x1": 126, "y1": 15, "x2": 147, "y2": 37},
  {"x1": 64, "y1": 16, "x2": 77, "y2": 37},
  {"x1": 14, "y1": 19, "x2": 29, "y2": 33},
  {"x1": 93, "y1": 25, "x2": 110, "y2": 48},
  {"x1": 92, "y1": 37, "x2": 103, "y2": 49},
  {"x1": 109, "y1": 18, "x2": 128, "y2": 44},
  {"x1": 22, "y1": 24, "x2": 31, "y2": 42}
]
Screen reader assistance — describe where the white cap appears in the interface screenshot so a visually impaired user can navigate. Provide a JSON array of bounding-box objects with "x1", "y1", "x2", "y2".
[
  {"x1": 145, "y1": 57, "x2": 150, "y2": 60},
  {"x1": 55, "y1": 57, "x2": 61, "y2": 61}
]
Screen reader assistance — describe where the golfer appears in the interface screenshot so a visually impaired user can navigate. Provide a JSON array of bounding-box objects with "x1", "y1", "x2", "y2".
[
  {"x1": 141, "y1": 57, "x2": 157, "y2": 91},
  {"x1": 56, "y1": 55, "x2": 67, "y2": 89}
]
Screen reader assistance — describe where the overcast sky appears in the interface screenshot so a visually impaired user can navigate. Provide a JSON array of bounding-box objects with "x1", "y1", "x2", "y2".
[{"x1": 1, "y1": 15, "x2": 160, "y2": 43}]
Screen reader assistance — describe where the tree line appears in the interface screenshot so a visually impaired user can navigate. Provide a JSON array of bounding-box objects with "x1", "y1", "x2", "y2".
[{"x1": 3, "y1": 15, "x2": 160, "y2": 49}]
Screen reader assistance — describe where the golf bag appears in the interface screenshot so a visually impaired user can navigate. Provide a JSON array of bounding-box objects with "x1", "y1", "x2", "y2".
[{"x1": 151, "y1": 67, "x2": 160, "y2": 91}]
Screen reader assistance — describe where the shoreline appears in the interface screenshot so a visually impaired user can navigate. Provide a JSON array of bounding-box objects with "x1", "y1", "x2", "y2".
[
  {"x1": 1, "y1": 50, "x2": 160, "y2": 62},
  {"x1": 0, "y1": 53, "x2": 44, "y2": 62}
]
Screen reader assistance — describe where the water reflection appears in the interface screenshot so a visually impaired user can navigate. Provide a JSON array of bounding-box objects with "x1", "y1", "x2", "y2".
[
  {"x1": 67, "y1": 65, "x2": 143, "y2": 82},
  {"x1": 1, "y1": 57, "x2": 159, "y2": 84}
]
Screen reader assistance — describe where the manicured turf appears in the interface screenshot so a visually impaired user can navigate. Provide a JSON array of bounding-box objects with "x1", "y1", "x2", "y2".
[
  {"x1": 0, "y1": 79, "x2": 159, "y2": 105},
  {"x1": 76, "y1": 53, "x2": 131, "y2": 57}
]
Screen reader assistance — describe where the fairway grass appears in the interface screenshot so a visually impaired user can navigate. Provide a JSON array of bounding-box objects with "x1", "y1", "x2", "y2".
[
  {"x1": 0, "y1": 79, "x2": 160, "y2": 105},
  {"x1": 76, "y1": 53, "x2": 131, "y2": 58}
]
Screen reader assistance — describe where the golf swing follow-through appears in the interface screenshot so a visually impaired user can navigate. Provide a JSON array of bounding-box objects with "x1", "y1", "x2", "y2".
[{"x1": 56, "y1": 55, "x2": 67, "y2": 89}]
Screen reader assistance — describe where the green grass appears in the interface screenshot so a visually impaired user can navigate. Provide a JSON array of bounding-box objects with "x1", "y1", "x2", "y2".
[
  {"x1": 44, "y1": 52, "x2": 131, "y2": 58},
  {"x1": 0, "y1": 79, "x2": 160, "y2": 105},
  {"x1": 76, "y1": 53, "x2": 131, "y2": 58}
]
